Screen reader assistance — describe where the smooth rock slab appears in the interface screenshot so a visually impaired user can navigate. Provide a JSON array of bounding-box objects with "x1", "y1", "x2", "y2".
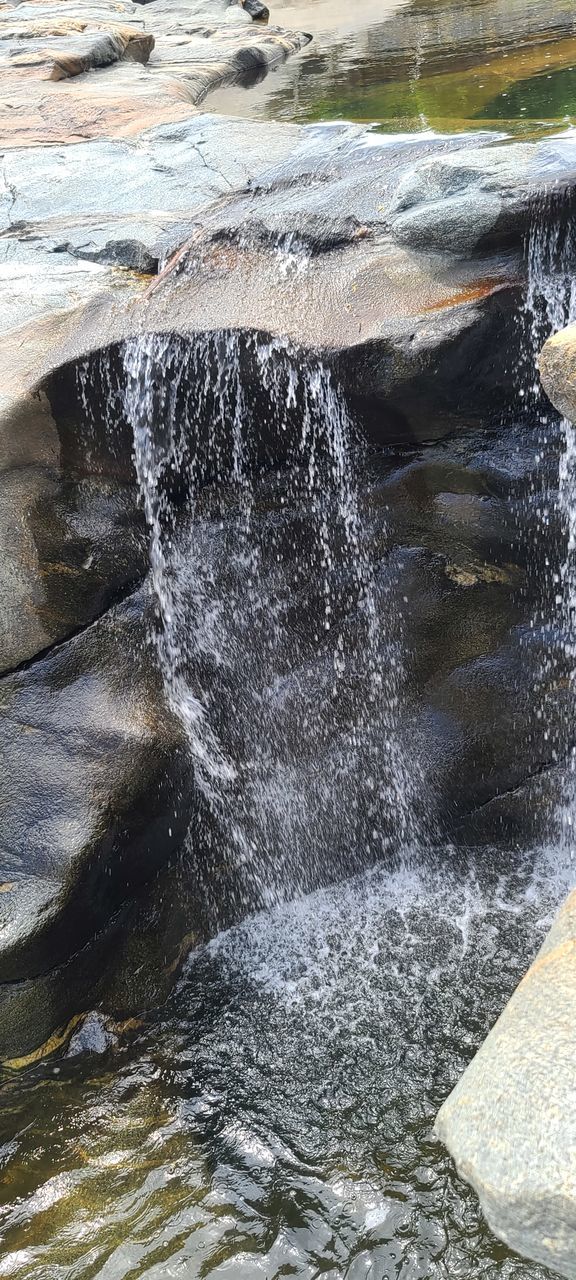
[
  {"x1": 0, "y1": 586, "x2": 192, "y2": 995},
  {"x1": 0, "y1": 0, "x2": 309, "y2": 145},
  {"x1": 436, "y1": 889, "x2": 576, "y2": 1278},
  {"x1": 0, "y1": 252, "x2": 117, "y2": 334},
  {"x1": 389, "y1": 136, "x2": 576, "y2": 255},
  {"x1": 0, "y1": 114, "x2": 301, "y2": 268}
]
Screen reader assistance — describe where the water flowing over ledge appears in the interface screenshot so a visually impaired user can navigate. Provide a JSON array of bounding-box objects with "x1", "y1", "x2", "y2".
[
  {"x1": 117, "y1": 331, "x2": 422, "y2": 915},
  {"x1": 5, "y1": 1, "x2": 576, "y2": 1270}
]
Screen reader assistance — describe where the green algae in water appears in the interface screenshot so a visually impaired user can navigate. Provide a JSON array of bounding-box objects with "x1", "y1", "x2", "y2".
[
  {"x1": 211, "y1": 0, "x2": 576, "y2": 138},
  {"x1": 478, "y1": 64, "x2": 576, "y2": 123}
]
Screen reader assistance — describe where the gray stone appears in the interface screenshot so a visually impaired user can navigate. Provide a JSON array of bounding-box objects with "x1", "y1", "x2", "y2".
[
  {"x1": 0, "y1": 26, "x2": 154, "y2": 80},
  {"x1": 436, "y1": 888, "x2": 576, "y2": 1279},
  {"x1": 0, "y1": 0, "x2": 310, "y2": 147},
  {"x1": 66, "y1": 1011, "x2": 117, "y2": 1056},
  {"x1": 0, "y1": 336, "x2": 148, "y2": 675},
  {"x1": 205, "y1": 125, "x2": 500, "y2": 237},
  {"x1": 0, "y1": 114, "x2": 302, "y2": 276},
  {"x1": 0, "y1": 467, "x2": 147, "y2": 675},
  {"x1": 389, "y1": 137, "x2": 576, "y2": 255},
  {"x1": 241, "y1": 0, "x2": 269, "y2": 19},
  {"x1": 0, "y1": 585, "x2": 193, "y2": 1041},
  {"x1": 0, "y1": 248, "x2": 116, "y2": 336}
]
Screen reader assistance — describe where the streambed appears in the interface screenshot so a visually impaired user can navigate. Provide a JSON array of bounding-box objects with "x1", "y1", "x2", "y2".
[{"x1": 2, "y1": 0, "x2": 576, "y2": 1274}]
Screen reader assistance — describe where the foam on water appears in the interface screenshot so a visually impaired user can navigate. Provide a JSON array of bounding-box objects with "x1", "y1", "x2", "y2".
[{"x1": 200, "y1": 842, "x2": 570, "y2": 1013}]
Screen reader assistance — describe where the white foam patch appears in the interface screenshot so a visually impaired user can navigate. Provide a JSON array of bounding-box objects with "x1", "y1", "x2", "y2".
[{"x1": 198, "y1": 842, "x2": 574, "y2": 1020}]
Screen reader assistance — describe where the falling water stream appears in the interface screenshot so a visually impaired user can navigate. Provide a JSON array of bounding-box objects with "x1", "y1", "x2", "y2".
[
  {"x1": 525, "y1": 203, "x2": 576, "y2": 847},
  {"x1": 2, "y1": 214, "x2": 576, "y2": 1276},
  {"x1": 121, "y1": 331, "x2": 420, "y2": 917}
]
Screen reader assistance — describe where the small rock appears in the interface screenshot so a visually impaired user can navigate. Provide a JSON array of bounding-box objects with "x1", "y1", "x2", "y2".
[
  {"x1": 539, "y1": 320, "x2": 576, "y2": 423},
  {"x1": 67, "y1": 1012, "x2": 117, "y2": 1057},
  {"x1": 242, "y1": 0, "x2": 270, "y2": 19}
]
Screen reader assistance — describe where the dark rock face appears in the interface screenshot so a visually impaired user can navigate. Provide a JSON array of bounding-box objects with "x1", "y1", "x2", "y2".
[
  {"x1": 0, "y1": 352, "x2": 196, "y2": 1061},
  {"x1": 0, "y1": 849, "x2": 209, "y2": 1067},
  {"x1": 331, "y1": 285, "x2": 525, "y2": 444},
  {"x1": 0, "y1": 363, "x2": 146, "y2": 677},
  {"x1": 0, "y1": 590, "x2": 189, "y2": 982},
  {"x1": 0, "y1": 467, "x2": 147, "y2": 676},
  {"x1": 361, "y1": 422, "x2": 570, "y2": 849},
  {"x1": 0, "y1": 586, "x2": 195, "y2": 1059}
]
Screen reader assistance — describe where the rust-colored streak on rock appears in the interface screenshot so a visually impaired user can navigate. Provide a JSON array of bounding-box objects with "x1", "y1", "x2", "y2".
[
  {"x1": 422, "y1": 279, "x2": 514, "y2": 311},
  {"x1": 0, "y1": 93, "x2": 193, "y2": 147}
]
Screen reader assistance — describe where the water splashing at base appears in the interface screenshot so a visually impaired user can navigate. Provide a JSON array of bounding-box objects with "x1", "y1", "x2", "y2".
[{"x1": 119, "y1": 331, "x2": 421, "y2": 921}]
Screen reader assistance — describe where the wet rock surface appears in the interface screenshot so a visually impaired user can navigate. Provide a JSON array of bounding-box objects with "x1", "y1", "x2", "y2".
[
  {"x1": 0, "y1": 468, "x2": 147, "y2": 674},
  {"x1": 363, "y1": 423, "x2": 571, "y2": 849},
  {"x1": 0, "y1": 586, "x2": 194, "y2": 1060},
  {"x1": 436, "y1": 887, "x2": 576, "y2": 1280},
  {"x1": 0, "y1": 115, "x2": 301, "y2": 276},
  {"x1": 388, "y1": 137, "x2": 576, "y2": 255}
]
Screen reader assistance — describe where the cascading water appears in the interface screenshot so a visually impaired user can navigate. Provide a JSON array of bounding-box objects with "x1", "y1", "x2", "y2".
[
  {"x1": 15, "y1": 208, "x2": 576, "y2": 1280},
  {"x1": 51, "y1": 239, "x2": 576, "y2": 1280},
  {"x1": 118, "y1": 331, "x2": 421, "y2": 920},
  {"x1": 524, "y1": 201, "x2": 576, "y2": 848}
]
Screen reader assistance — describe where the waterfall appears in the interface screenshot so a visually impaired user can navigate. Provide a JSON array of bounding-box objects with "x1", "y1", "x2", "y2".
[
  {"x1": 525, "y1": 202, "x2": 576, "y2": 850},
  {"x1": 117, "y1": 330, "x2": 420, "y2": 918}
]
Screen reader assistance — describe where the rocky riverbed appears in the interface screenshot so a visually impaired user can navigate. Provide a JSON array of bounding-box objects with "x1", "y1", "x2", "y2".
[{"x1": 4, "y1": 0, "x2": 576, "y2": 1276}]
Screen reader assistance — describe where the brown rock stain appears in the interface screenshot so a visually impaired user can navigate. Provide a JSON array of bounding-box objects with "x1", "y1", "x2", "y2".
[{"x1": 422, "y1": 280, "x2": 513, "y2": 312}]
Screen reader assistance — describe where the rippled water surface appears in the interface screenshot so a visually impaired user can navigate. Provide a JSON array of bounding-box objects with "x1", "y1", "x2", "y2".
[
  {"x1": 0, "y1": 851, "x2": 569, "y2": 1278},
  {"x1": 212, "y1": 0, "x2": 576, "y2": 136}
]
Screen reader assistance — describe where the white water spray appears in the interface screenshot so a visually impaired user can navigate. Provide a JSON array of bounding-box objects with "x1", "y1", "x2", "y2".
[
  {"x1": 118, "y1": 330, "x2": 420, "y2": 914},
  {"x1": 526, "y1": 203, "x2": 576, "y2": 849}
]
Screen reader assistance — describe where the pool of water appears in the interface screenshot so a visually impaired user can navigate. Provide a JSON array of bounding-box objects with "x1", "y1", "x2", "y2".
[
  {"x1": 0, "y1": 850, "x2": 569, "y2": 1279},
  {"x1": 211, "y1": 0, "x2": 576, "y2": 137}
]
